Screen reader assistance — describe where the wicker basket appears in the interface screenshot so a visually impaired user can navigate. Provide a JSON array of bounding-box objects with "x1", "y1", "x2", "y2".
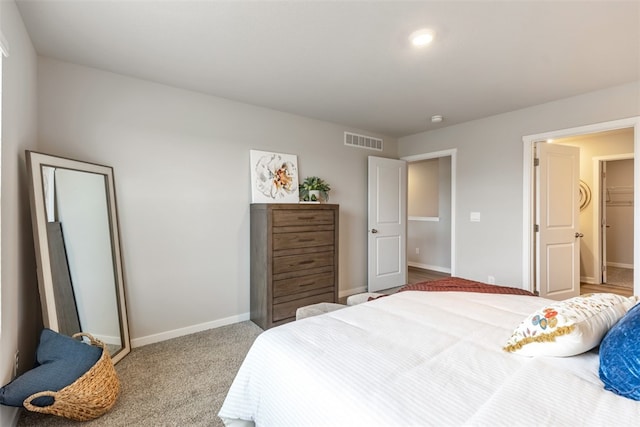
[{"x1": 23, "y1": 332, "x2": 121, "y2": 421}]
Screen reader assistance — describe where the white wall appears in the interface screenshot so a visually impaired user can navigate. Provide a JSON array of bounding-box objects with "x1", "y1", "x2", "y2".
[
  {"x1": 0, "y1": 1, "x2": 39, "y2": 425},
  {"x1": 398, "y1": 81, "x2": 640, "y2": 288},
  {"x1": 36, "y1": 57, "x2": 397, "y2": 344}
]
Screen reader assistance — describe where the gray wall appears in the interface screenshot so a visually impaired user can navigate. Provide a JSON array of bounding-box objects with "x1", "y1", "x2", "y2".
[
  {"x1": 398, "y1": 81, "x2": 640, "y2": 287},
  {"x1": 36, "y1": 57, "x2": 398, "y2": 345},
  {"x1": 0, "y1": 1, "x2": 39, "y2": 425},
  {"x1": 408, "y1": 159, "x2": 439, "y2": 217}
]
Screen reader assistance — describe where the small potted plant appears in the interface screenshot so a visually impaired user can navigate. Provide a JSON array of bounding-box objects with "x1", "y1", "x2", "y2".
[{"x1": 299, "y1": 176, "x2": 331, "y2": 202}]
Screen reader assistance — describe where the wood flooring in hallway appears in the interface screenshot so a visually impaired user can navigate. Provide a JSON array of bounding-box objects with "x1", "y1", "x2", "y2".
[{"x1": 580, "y1": 282, "x2": 633, "y2": 298}]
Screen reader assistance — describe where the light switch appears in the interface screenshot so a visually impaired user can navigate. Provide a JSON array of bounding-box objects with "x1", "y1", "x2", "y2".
[{"x1": 470, "y1": 212, "x2": 481, "y2": 222}]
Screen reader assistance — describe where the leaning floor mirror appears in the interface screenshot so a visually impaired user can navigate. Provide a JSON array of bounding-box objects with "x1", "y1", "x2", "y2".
[{"x1": 26, "y1": 151, "x2": 131, "y2": 364}]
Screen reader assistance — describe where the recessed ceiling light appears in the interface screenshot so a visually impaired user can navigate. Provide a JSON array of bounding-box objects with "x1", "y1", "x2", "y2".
[
  {"x1": 410, "y1": 29, "x2": 435, "y2": 47},
  {"x1": 431, "y1": 115, "x2": 443, "y2": 123}
]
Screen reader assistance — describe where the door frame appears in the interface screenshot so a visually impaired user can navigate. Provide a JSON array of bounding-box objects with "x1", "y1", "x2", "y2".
[
  {"x1": 402, "y1": 149, "x2": 457, "y2": 277},
  {"x1": 522, "y1": 116, "x2": 640, "y2": 296},
  {"x1": 592, "y1": 153, "x2": 634, "y2": 285}
]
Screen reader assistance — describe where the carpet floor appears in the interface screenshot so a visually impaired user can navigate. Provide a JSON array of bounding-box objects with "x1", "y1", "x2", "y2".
[
  {"x1": 17, "y1": 321, "x2": 263, "y2": 427},
  {"x1": 604, "y1": 266, "x2": 634, "y2": 289}
]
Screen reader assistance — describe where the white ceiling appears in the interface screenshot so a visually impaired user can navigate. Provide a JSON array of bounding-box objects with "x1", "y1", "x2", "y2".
[{"x1": 15, "y1": 1, "x2": 640, "y2": 138}]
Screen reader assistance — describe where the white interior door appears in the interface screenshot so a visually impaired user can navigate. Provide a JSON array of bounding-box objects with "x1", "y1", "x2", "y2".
[
  {"x1": 536, "y1": 142, "x2": 581, "y2": 300},
  {"x1": 368, "y1": 156, "x2": 407, "y2": 292}
]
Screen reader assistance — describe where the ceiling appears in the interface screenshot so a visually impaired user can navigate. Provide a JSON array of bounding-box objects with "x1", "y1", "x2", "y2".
[{"x1": 15, "y1": 1, "x2": 640, "y2": 138}]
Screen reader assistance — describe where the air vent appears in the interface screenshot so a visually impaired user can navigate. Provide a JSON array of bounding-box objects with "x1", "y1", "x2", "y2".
[{"x1": 344, "y1": 132, "x2": 383, "y2": 151}]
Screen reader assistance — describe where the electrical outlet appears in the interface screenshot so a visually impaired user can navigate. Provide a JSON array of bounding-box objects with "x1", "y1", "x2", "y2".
[
  {"x1": 13, "y1": 351, "x2": 19, "y2": 379},
  {"x1": 415, "y1": 248, "x2": 420, "y2": 254},
  {"x1": 487, "y1": 275, "x2": 495, "y2": 285}
]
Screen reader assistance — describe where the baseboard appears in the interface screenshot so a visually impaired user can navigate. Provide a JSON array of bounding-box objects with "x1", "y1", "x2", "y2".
[
  {"x1": 408, "y1": 262, "x2": 451, "y2": 274},
  {"x1": 339, "y1": 286, "x2": 367, "y2": 299},
  {"x1": 607, "y1": 262, "x2": 633, "y2": 269},
  {"x1": 131, "y1": 312, "x2": 250, "y2": 348},
  {"x1": 581, "y1": 276, "x2": 598, "y2": 285}
]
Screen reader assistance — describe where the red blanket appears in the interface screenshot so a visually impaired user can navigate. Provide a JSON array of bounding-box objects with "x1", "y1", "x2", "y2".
[{"x1": 398, "y1": 277, "x2": 536, "y2": 296}]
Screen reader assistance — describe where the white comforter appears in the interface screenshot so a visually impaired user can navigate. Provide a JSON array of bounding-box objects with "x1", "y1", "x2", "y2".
[{"x1": 219, "y1": 291, "x2": 640, "y2": 426}]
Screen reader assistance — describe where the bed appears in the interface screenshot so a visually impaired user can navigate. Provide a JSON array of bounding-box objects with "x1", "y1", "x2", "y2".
[{"x1": 219, "y1": 279, "x2": 640, "y2": 426}]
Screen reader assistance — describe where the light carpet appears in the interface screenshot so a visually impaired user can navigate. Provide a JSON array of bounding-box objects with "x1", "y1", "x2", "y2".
[
  {"x1": 18, "y1": 321, "x2": 262, "y2": 427},
  {"x1": 604, "y1": 266, "x2": 634, "y2": 289}
]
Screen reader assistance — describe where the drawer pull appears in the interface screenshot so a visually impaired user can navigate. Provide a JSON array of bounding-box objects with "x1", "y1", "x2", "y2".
[
  {"x1": 300, "y1": 282, "x2": 315, "y2": 287},
  {"x1": 297, "y1": 238, "x2": 314, "y2": 243},
  {"x1": 298, "y1": 260, "x2": 314, "y2": 265},
  {"x1": 297, "y1": 216, "x2": 315, "y2": 220}
]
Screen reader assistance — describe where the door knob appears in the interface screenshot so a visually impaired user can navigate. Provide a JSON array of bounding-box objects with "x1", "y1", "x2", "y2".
[
  {"x1": 371, "y1": 229, "x2": 378, "y2": 234},
  {"x1": 575, "y1": 232, "x2": 584, "y2": 238}
]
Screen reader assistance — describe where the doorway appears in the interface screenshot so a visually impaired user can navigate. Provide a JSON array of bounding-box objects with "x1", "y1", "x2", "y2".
[
  {"x1": 522, "y1": 117, "x2": 640, "y2": 297},
  {"x1": 595, "y1": 155, "x2": 634, "y2": 288},
  {"x1": 540, "y1": 130, "x2": 634, "y2": 297},
  {"x1": 402, "y1": 149, "x2": 457, "y2": 278}
]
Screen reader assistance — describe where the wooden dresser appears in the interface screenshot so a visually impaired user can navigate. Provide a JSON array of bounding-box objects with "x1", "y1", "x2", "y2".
[{"x1": 250, "y1": 203, "x2": 339, "y2": 329}]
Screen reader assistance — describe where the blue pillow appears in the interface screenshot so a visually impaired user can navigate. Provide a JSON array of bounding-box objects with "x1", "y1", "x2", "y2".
[
  {"x1": 0, "y1": 329, "x2": 102, "y2": 407},
  {"x1": 599, "y1": 302, "x2": 640, "y2": 400}
]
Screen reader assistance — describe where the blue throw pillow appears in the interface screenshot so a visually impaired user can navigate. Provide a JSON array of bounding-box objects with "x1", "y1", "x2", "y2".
[
  {"x1": 0, "y1": 329, "x2": 102, "y2": 407},
  {"x1": 599, "y1": 302, "x2": 640, "y2": 400}
]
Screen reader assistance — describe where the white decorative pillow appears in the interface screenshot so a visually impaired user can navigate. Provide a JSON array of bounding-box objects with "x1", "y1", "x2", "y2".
[{"x1": 503, "y1": 293, "x2": 638, "y2": 357}]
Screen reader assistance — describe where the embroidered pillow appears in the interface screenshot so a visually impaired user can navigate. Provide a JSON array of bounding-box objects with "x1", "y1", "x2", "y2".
[
  {"x1": 503, "y1": 293, "x2": 637, "y2": 357},
  {"x1": 599, "y1": 302, "x2": 640, "y2": 400}
]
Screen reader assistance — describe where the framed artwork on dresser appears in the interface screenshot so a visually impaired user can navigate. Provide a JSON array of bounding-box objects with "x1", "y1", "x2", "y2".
[{"x1": 249, "y1": 150, "x2": 299, "y2": 203}]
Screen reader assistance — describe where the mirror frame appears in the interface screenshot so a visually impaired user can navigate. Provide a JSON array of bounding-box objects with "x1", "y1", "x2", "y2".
[{"x1": 26, "y1": 151, "x2": 131, "y2": 363}]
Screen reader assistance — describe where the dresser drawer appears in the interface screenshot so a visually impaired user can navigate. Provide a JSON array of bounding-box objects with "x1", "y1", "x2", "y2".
[
  {"x1": 273, "y1": 252, "x2": 333, "y2": 275},
  {"x1": 273, "y1": 210, "x2": 334, "y2": 227},
  {"x1": 273, "y1": 231, "x2": 334, "y2": 250},
  {"x1": 273, "y1": 272, "x2": 335, "y2": 298},
  {"x1": 272, "y1": 291, "x2": 335, "y2": 322}
]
